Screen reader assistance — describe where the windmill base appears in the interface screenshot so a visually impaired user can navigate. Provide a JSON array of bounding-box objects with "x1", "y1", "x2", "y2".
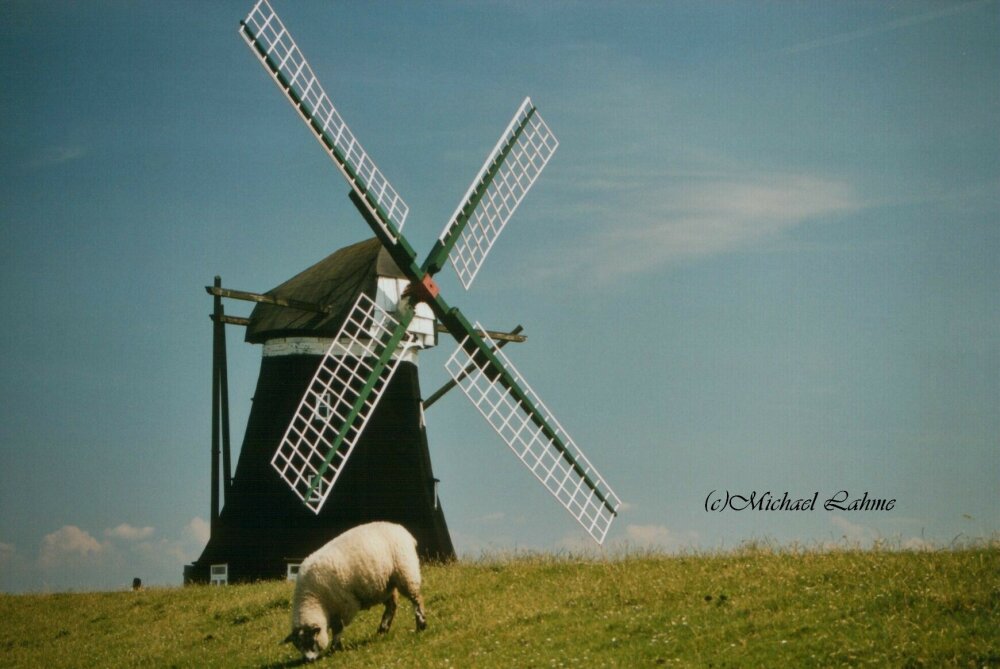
[{"x1": 185, "y1": 356, "x2": 455, "y2": 584}]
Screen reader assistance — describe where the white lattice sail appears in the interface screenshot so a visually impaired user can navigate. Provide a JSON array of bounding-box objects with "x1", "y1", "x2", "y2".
[
  {"x1": 441, "y1": 97, "x2": 558, "y2": 289},
  {"x1": 445, "y1": 325, "x2": 620, "y2": 543},
  {"x1": 271, "y1": 294, "x2": 418, "y2": 513},
  {"x1": 240, "y1": 0, "x2": 408, "y2": 240}
]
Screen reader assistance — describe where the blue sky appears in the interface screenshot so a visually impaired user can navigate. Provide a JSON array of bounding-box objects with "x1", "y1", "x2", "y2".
[{"x1": 1, "y1": 1, "x2": 997, "y2": 592}]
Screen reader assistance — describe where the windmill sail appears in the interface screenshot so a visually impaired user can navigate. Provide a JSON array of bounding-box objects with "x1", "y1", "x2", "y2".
[
  {"x1": 240, "y1": 0, "x2": 409, "y2": 241},
  {"x1": 426, "y1": 97, "x2": 559, "y2": 288},
  {"x1": 238, "y1": 2, "x2": 617, "y2": 545},
  {"x1": 271, "y1": 293, "x2": 418, "y2": 513},
  {"x1": 444, "y1": 324, "x2": 621, "y2": 544}
]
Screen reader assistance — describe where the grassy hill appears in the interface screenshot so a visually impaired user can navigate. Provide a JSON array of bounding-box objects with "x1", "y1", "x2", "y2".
[{"x1": 2, "y1": 545, "x2": 997, "y2": 667}]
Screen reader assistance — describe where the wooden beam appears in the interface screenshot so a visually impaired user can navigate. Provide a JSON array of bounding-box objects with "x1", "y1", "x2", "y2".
[
  {"x1": 207, "y1": 284, "x2": 527, "y2": 343},
  {"x1": 210, "y1": 313, "x2": 250, "y2": 327},
  {"x1": 423, "y1": 325, "x2": 524, "y2": 409},
  {"x1": 434, "y1": 323, "x2": 526, "y2": 343},
  {"x1": 205, "y1": 285, "x2": 331, "y2": 314}
]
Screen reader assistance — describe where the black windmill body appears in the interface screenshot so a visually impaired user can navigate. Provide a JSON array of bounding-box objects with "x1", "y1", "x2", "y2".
[
  {"x1": 189, "y1": 240, "x2": 453, "y2": 583},
  {"x1": 186, "y1": 1, "x2": 621, "y2": 584}
]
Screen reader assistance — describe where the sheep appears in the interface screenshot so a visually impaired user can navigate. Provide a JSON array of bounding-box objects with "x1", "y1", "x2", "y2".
[{"x1": 283, "y1": 521, "x2": 427, "y2": 661}]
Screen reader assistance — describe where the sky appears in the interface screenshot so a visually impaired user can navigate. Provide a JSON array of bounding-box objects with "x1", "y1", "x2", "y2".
[{"x1": 0, "y1": 0, "x2": 997, "y2": 593}]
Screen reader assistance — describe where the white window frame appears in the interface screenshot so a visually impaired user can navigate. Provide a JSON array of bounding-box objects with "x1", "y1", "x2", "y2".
[{"x1": 209, "y1": 563, "x2": 229, "y2": 586}]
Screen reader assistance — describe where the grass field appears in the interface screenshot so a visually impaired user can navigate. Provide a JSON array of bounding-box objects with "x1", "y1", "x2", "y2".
[{"x1": 2, "y1": 544, "x2": 997, "y2": 668}]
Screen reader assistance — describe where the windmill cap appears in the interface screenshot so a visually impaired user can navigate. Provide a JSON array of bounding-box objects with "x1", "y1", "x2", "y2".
[{"x1": 245, "y1": 238, "x2": 405, "y2": 344}]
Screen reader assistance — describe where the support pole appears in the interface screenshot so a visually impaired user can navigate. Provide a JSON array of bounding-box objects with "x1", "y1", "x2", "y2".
[
  {"x1": 218, "y1": 296, "x2": 233, "y2": 500},
  {"x1": 210, "y1": 276, "x2": 222, "y2": 534}
]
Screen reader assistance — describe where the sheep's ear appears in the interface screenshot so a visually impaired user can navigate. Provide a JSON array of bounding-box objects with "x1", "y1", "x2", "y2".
[{"x1": 281, "y1": 632, "x2": 295, "y2": 645}]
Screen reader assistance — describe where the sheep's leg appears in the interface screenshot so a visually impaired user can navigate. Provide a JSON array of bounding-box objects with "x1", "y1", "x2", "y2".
[
  {"x1": 412, "y1": 592, "x2": 427, "y2": 631},
  {"x1": 330, "y1": 617, "x2": 344, "y2": 651},
  {"x1": 378, "y1": 588, "x2": 398, "y2": 634},
  {"x1": 397, "y1": 582, "x2": 427, "y2": 631}
]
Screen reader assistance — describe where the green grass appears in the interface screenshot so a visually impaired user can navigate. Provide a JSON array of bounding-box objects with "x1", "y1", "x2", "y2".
[{"x1": 2, "y1": 545, "x2": 998, "y2": 668}]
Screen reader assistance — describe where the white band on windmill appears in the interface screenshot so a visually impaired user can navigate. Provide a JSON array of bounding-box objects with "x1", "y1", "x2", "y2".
[
  {"x1": 240, "y1": 0, "x2": 409, "y2": 240},
  {"x1": 271, "y1": 293, "x2": 419, "y2": 513},
  {"x1": 441, "y1": 97, "x2": 559, "y2": 289},
  {"x1": 445, "y1": 325, "x2": 621, "y2": 544}
]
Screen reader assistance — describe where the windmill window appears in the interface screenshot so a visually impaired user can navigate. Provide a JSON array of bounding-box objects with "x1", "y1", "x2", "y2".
[
  {"x1": 210, "y1": 563, "x2": 228, "y2": 586},
  {"x1": 286, "y1": 563, "x2": 301, "y2": 581},
  {"x1": 313, "y1": 393, "x2": 335, "y2": 423}
]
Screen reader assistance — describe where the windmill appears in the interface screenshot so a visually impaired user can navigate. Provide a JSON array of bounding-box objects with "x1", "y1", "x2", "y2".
[{"x1": 187, "y1": 0, "x2": 620, "y2": 584}]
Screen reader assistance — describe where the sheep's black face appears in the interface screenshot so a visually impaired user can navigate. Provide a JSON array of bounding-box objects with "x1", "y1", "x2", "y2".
[{"x1": 283, "y1": 625, "x2": 327, "y2": 662}]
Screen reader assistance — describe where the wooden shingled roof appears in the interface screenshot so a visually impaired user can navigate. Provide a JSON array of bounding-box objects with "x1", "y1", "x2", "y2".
[{"x1": 244, "y1": 237, "x2": 406, "y2": 344}]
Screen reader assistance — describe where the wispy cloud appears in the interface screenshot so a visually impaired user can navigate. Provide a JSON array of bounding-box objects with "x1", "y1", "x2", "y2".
[
  {"x1": 780, "y1": 0, "x2": 993, "y2": 56},
  {"x1": 537, "y1": 169, "x2": 858, "y2": 282},
  {"x1": 827, "y1": 515, "x2": 939, "y2": 551},
  {"x1": 0, "y1": 542, "x2": 14, "y2": 567},
  {"x1": 622, "y1": 524, "x2": 700, "y2": 551},
  {"x1": 1, "y1": 518, "x2": 211, "y2": 592},
  {"x1": 27, "y1": 145, "x2": 87, "y2": 169},
  {"x1": 184, "y1": 517, "x2": 210, "y2": 547},
  {"x1": 552, "y1": 523, "x2": 699, "y2": 553},
  {"x1": 104, "y1": 523, "x2": 155, "y2": 542},
  {"x1": 829, "y1": 515, "x2": 877, "y2": 545},
  {"x1": 38, "y1": 526, "x2": 104, "y2": 569}
]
